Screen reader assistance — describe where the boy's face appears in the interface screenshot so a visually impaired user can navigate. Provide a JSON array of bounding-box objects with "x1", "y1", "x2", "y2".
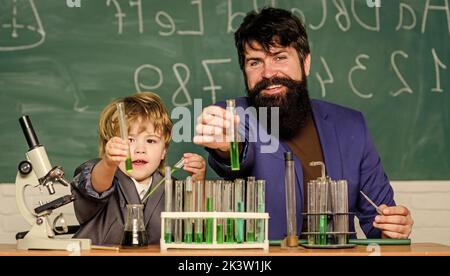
[{"x1": 118, "y1": 118, "x2": 167, "y2": 184}]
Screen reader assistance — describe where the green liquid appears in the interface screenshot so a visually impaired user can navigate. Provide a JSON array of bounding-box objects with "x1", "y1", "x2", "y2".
[
  {"x1": 184, "y1": 233, "x2": 193, "y2": 244},
  {"x1": 319, "y1": 215, "x2": 327, "y2": 245},
  {"x1": 216, "y1": 224, "x2": 224, "y2": 244},
  {"x1": 230, "y1": 142, "x2": 240, "y2": 171},
  {"x1": 195, "y1": 232, "x2": 203, "y2": 244},
  {"x1": 226, "y1": 218, "x2": 234, "y2": 243},
  {"x1": 206, "y1": 220, "x2": 213, "y2": 244},
  {"x1": 205, "y1": 197, "x2": 213, "y2": 243},
  {"x1": 125, "y1": 157, "x2": 133, "y2": 172},
  {"x1": 164, "y1": 232, "x2": 172, "y2": 243},
  {"x1": 246, "y1": 231, "x2": 255, "y2": 243},
  {"x1": 206, "y1": 197, "x2": 213, "y2": 211},
  {"x1": 235, "y1": 202, "x2": 244, "y2": 243}
]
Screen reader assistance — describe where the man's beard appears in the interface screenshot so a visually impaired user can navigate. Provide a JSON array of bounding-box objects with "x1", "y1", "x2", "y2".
[{"x1": 247, "y1": 76, "x2": 312, "y2": 140}]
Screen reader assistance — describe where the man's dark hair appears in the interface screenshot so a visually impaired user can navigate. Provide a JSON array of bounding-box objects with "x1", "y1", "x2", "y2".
[{"x1": 234, "y1": 7, "x2": 310, "y2": 71}]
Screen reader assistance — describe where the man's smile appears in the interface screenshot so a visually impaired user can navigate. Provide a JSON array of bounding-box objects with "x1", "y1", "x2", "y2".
[{"x1": 261, "y1": 84, "x2": 286, "y2": 95}]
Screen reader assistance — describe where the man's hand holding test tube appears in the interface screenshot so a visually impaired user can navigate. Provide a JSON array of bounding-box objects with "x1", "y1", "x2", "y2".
[{"x1": 193, "y1": 100, "x2": 241, "y2": 170}]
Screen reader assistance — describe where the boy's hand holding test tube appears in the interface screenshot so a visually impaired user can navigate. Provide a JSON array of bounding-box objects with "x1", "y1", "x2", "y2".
[
  {"x1": 116, "y1": 102, "x2": 133, "y2": 172},
  {"x1": 102, "y1": 103, "x2": 133, "y2": 171}
]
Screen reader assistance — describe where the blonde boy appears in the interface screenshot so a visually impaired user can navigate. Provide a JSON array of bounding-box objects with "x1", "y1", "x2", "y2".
[{"x1": 71, "y1": 92, "x2": 205, "y2": 245}]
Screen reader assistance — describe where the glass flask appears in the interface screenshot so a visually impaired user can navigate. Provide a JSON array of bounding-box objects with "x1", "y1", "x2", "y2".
[{"x1": 121, "y1": 204, "x2": 148, "y2": 248}]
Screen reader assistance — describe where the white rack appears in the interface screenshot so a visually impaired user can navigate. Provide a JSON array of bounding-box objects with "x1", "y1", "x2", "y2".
[{"x1": 160, "y1": 212, "x2": 269, "y2": 251}]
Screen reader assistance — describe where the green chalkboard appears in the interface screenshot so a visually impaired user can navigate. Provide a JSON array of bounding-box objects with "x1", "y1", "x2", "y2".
[{"x1": 0, "y1": 0, "x2": 449, "y2": 182}]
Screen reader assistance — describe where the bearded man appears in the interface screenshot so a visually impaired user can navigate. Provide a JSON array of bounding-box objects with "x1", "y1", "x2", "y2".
[{"x1": 194, "y1": 7, "x2": 413, "y2": 241}]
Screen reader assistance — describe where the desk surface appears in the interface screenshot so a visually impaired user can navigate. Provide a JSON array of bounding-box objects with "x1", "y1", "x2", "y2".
[{"x1": 1, "y1": 243, "x2": 450, "y2": 256}]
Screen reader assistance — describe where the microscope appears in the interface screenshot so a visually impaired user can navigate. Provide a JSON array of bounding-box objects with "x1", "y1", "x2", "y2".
[{"x1": 15, "y1": 115, "x2": 91, "y2": 250}]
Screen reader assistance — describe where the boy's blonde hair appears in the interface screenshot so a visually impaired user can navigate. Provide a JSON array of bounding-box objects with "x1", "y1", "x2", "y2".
[{"x1": 98, "y1": 92, "x2": 173, "y2": 172}]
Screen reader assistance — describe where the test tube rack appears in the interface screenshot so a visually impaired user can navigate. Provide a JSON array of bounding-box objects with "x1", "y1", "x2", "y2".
[
  {"x1": 302, "y1": 162, "x2": 356, "y2": 249},
  {"x1": 301, "y1": 212, "x2": 356, "y2": 249},
  {"x1": 160, "y1": 212, "x2": 269, "y2": 251}
]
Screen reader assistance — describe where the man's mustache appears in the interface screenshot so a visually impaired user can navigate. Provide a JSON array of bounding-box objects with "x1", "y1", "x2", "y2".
[{"x1": 251, "y1": 77, "x2": 298, "y2": 95}]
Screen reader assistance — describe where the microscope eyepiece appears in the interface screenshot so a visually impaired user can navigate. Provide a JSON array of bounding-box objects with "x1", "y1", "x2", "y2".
[{"x1": 19, "y1": 115, "x2": 41, "y2": 150}]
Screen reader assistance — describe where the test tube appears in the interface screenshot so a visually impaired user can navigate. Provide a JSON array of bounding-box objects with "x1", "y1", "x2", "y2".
[
  {"x1": 255, "y1": 180, "x2": 265, "y2": 243},
  {"x1": 318, "y1": 179, "x2": 328, "y2": 245},
  {"x1": 307, "y1": 180, "x2": 316, "y2": 245},
  {"x1": 205, "y1": 180, "x2": 214, "y2": 244},
  {"x1": 246, "y1": 177, "x2": 256, "y2": 242},
  {"x1": 213, "y1": 180, "x2": 224, "y2": 243},
  {"x1": 338, "y1": 180, "x2": 348, "y2": 245},
  {"x1": 223, "y1": 181, "x2": 234, "y2": 243},
  {"x1": 116, "y1": 102, "x2": 133, "y2": 173},
  {"x1": 184, "y1": 177, "x2": 193, "y2": 243},
  {"x1": 326, "y1": 178, "x2": 334, "y2": 245},
  {"x1": 284, "y1": 152, "x2": 298, "y2": 246},
  {"x1": 234, "y1": 178, "x2": 245, "y2": 243},
  {"x1": 164, "y1": 166, "x2": 173, "y2": 243},
  {"x1": 226, "y1": 99, "x2": 240, "y2": 171},
  {"x1": 329, "y1": 179, "x2": 338, "y2": 245},
  {"x1": 194, "y1": 180, "x2": 204, "y2": 243},
  {"x1": 174, "y1": 180, "x2": 183, "y2": 243}
]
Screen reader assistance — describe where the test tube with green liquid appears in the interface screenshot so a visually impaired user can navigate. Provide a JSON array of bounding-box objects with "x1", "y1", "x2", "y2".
[
  {"x1": 255, "y1": 180, "x2": 266, "y2": 243},
  {"x1": 194, "y1": 180, "x2": 204, "y2": 243},
  {"x1": 116, "y1": 102, "x2": 133, "y2": 173},
  {"x1": 246, "y1": 177, "x2": 256, "y2": 242},
  {"x1": 205, "y1": 180, "x2": 214, "y2": 244},
  {"x1": 307, "y1": 180, "x2": 316, "y2": 245},
  {"x1": 184, "y1": 177, "x2": 193, "y2": 243},
  {"x1": 223, "y1": 181, "x2": 234, "y2": 243},
  {"x1": 213, "y1": 180, "x2": 223, "y2": 244},
  {"x1": 234, "y1": 179, "x2": 245, "y2": 243},
  {"x1": 174, "y1": 180, "x2": 184, "y2": 243},
  {"x1": 164, "y1": 166, "x2": 173, "y2": 243},
  {"x1": 226, "y1": 100, "x2": 240, "y2": 171},
  {"x1": 318, "y1": 180, "x2": 328, "y2": 245}
]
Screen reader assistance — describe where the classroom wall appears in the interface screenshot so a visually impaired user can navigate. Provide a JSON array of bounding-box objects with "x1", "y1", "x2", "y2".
[{"x1": 1, "y1": 181, "x2": 449, "y2": 245}]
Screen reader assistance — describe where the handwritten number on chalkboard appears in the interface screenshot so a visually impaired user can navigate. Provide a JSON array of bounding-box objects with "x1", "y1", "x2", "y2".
[
  {"x1": 202, "y1": 59, "x2": 231, "y2": 104},
  {"x1": 156, "y1": 11, "x2": 176, "y2": 36},
  {"x1": 349, "y1": 54, "x2": 373, "y2": 99},
  {"x1": 172, "y1": 63, "x2": 192, "y2": 107},
  {"x1": 134, "y1": 64, "x2": 164, "y2": 92},
  {"x1": 431, "y1": 48, "x2": 447, "y2": 93},
  {"x1": 316, "y1": 57, "x2": 334, "y2": 98},
  {"x1": 390, "y1": 50, "x2": 413, "y2": 97},
  {"x1": 333, "y1": 0, "x2": 351, "y2": 32}
]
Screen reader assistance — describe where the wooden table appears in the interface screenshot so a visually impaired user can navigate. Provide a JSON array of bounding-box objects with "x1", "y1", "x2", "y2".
[{"x1": 0, "y1": 243, "x2": 449, "y2": 256}]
